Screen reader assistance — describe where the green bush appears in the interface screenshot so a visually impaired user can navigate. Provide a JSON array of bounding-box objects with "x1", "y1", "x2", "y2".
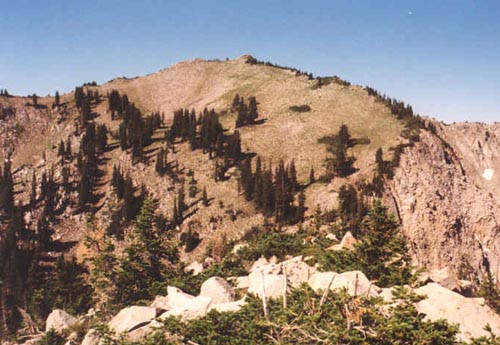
[
  {"x1": 37, "y1": 329, "x2": 66, "y2": 345},
  {"x1": 318, "y1": 200, "x2": 415, "y2": 287},
  {"x1": 289, "y1": 104, "x2": 311, "y2": 112}
]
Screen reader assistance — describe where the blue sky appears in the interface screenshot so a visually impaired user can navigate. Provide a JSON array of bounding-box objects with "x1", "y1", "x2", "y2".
[{"x1": 1, "y1": 0, "x2": 499, "y2": 123}]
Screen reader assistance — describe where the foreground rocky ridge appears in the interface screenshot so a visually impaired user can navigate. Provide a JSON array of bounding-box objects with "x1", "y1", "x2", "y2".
[{"x1": 21, "y1": 255, "x2": 500, "y2": 344}]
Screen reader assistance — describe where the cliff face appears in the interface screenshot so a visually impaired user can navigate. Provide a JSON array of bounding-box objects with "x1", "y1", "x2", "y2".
[{"x1": 390, "y1": 120, "x2": 500, "y2": 281}]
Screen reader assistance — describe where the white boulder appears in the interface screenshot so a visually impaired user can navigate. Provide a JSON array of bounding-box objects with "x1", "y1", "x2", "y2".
[
  {"x1": 108, "y1": 306, "x2": 156, "y2": 334},
  {"x1": 329, "y1": 231, "x2": 358, "y2": 251},
  {"x1": 308, "y1": 271, "x2": 378, "y2": 297},
  {"x1": 185, "y1": 261, "x2": 204, "y2": 275},
  {"x1": 248, "y1": 271, "x2": 286, "y2": 298},
  {"x1": 209, "y1": 298, "x2": 246, "y2": 313},
  {"x1": 150, "y1": 295, "x2": 170, "y2": 311},
  {"x1": 235, "y1": 276, "x2": 250, "y2": 289},
  {"x1": 415, "y1": 283, "x2": 500, "y2": 342},
  {"x1": 81, "y1": 329, "x2": 100, "y2": 345},
  {"x1": 166, "y1": 286, "x2": 195, "y2": 311},
  {"x1": 159, "y1": 295, "x2": 212, "y2": 320},
  {"x1": 127, "y1": 320, "x2": 163, "y2": 342},
  {"x1": 250, "y1": 257, "x2": 280, "y2": 275},
  {"x1": 281, "y1": 256, "x2": 314, "y2": 287},
  {"x1": 200, "y1": 277, "x2": 235, "y2": 304},
  {"x1": 45, "y1": 309, "x2": 78, "y2": 333}
]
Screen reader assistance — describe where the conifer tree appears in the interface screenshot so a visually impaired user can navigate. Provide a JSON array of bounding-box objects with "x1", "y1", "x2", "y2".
[
  {"x1": 0, "y1": 160, "x2": 14, "y2": 215},
  {"x1": 262, "y1": 166, "x2": 275, "y2": 216},
  {"x1": 338, "y1": 124, "x2": 352, "y2": 148},
  {"x1": 36, "y1": 211, "x2": 52, "y2": 252},
  {"x1": 236, "y1": 102, "x2": 248, "y2": 128},
  {"x1": 296, "y1": 190, "x2": 306, "y2": 222},
  {"x1": 30, "y1": 170, "x2": 36, "y2": 208},
  {"x1": 289, "y1": 159, "x2": 298, "y2": 193},
  {"x1": 178, "y1": 183, "x2": 186, "y2": 215},
  {"x1": 155, "y1": 147, "x2": 165, "y2": 176},
  {"x1": 309, "y1": 167, "x2": 315, "y2": 184},
  {"x1": 479, "y1": 271, "x2": 500, "y2": 313},
  {"x1": 57, "y1": 140, "x2": 65, "y2": 158},
  {"x1": 78, "y1": 162, "x2": 90, "y2": 209},
  {"x1": 65, "y1": 138, "x2": 72, "y2": 160},
  {"x1": 119, "y1": 122, "x2": 128, "y2": 150},
  {"x1": 123, "y1": 175, "x2": 135, "y2": 221},
  {"x1": 326, "y1": 125, "x2": 355, "y2": 178},
  {"x1": 54, "y1": 91, "x2": 60, "y2": 107},
  {"x1": 231, "y1": 94, "x2": 240, "y2": 112},
  {"x1": 240, "y1": 157, "x2": 253, "y2": 201},
  {"x1": 202, "y1": 187, "x2": 209, "y2": 206},
  {"x1": 227, "y1": 131, "x2": 242, "y2": 161},
  {"x1": 247, "y1": 96, "x2": 259, "y2": 124},
  {"x1": 375, "y1": 147, "x2": 385, "y2": 175},
  {"x1": 80, "y1": 96, "x2": 91, "y2": 125},
  {"x1": 111, "y1": 165, "x2": 125, "y2": 199},
  {"x1": 96, "y1": 124, "x2": 108, "y2": 153},
  {"x1": 253, "y1": 157, "x2": 263, "y2": 208},
  {"x1": 61, "y1": 166, "x2": 71, "y2": 195},
  {"x1": 74, "y1": 87, "x2": 85, "y2": 108}
]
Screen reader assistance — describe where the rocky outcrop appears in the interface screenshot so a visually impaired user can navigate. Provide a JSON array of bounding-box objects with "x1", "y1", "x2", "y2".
[
  {"x1": 389, "y1": 121, "x2": 500, "y2": 281},
  {"x1": 45, "y1": 309, "x2": 78, "y2": 333},
  {"x1": 415, "y1": 282, "x2": 500, "y2": 341}
]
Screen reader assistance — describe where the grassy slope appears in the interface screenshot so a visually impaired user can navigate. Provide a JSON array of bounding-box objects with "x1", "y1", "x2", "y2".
[
  {"x1": 98, "y1": 56, "x2": 404, "y2": 212},
  {"x1": 4, "y1": 56, "x2": 405, "y2": 262}
]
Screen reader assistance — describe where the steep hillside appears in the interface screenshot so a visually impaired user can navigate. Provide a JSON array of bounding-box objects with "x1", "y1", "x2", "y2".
[
  {"x1": 3, "y1": 55, "x2": 500, "y2": 280},
  {"x1": 1, "y1": 55, "x2": 500, "y2": 343}
]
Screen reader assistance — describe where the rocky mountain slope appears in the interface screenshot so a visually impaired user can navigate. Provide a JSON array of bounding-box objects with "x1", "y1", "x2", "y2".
[
  {"x1": 92, "y1": 54, "x2": 500, "y2": 283},
  {"x1": 1, "y1": 55, "x2": 500, "y2": 343}
]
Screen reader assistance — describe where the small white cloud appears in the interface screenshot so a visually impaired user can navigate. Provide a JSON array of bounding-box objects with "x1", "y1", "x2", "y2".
[
  {"x1": 408, "y1": 11, "x2": 413, "y2": 15},
  {"x1": 482, "y1": 168, "x2": 494, "y2": 181}
]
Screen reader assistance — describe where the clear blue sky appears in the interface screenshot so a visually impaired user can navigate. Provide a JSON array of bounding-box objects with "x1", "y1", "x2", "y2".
[{"x1": 1, "y1": 0, "x2": 499, "y2": 123}]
